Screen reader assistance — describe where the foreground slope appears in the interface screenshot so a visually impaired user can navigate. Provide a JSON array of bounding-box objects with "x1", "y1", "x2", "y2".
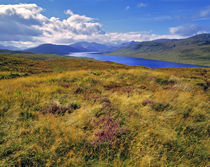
[
  {"x1": 0, "y1": 55, "x2": 209, "y2": 166},
  {"x1": 108, "y1": 33, "x2": 210, "y2": 66}
]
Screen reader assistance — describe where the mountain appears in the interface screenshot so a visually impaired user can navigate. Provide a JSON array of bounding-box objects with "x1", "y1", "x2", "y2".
[
  {"x1": 107, "y1": 33, "x2": 210, "y2": 66},
  {"x1": 25, "y1": 44, "x2": 87, "y2": 55},
  {"x1": 70, "y1": 41, "x2": 139, "y2": 52},
  {"x1": 25, "y1": 41, "x2": 138, "y2": 55},
  {"x1": 118, "y1": 41, "x2": 139, "y2": 48},
  {"x1": 25, "y1": 43, "x2": 114, "y2": 54},
  {"x1": 70, "y1": 42, "x2": 117, "y2": 52}
]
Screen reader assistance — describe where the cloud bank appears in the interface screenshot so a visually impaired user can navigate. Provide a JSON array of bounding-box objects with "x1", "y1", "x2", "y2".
[
  {"x1": 169, "y1": 24, "x2": 210, "y2": 36},
  {"x1": 0, "y1": 4, "x2": 185, "y2": 48}
]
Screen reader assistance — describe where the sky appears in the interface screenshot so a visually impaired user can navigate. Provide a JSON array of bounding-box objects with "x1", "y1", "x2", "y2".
[{"x1": 0, "y1": 0, "x2": 210, "y2": 48}]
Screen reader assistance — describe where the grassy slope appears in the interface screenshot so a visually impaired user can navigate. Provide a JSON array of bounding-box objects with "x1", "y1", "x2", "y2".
[
  {"x1": 0, "y1": 54, "x2": 209, "y2": 166},
  {"x1": 110, "y1": 45, "x2": 210, "y2": 66},
  {"x1": 108, "y1": 35, "x2": 210, "y2": 66},
  {"x1": 0, "y1": 49, "x2": 70, "y2": 60},
  {"x1": 0, "y1": 55, "x2": 133, "y2": 79}
]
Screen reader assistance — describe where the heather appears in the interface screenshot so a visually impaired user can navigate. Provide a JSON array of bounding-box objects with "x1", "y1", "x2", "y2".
[{"x1": 0, "y1": 55, "x2": 209, "y2": 166}]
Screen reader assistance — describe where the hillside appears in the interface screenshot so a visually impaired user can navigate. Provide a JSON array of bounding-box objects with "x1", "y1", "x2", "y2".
[
  {"x1": 25, "y1": 44, "x2": 87, "y2": 55},
  {"x1": 70, "y1": 42, "x2": 117, "y2": 52},
  {"x1": 0, "y1": 51, "x2": 133, "y2": 79},
  {"x1": 0, "y1": 49, "x2": 71, "y2": 60},
  {"x1": 25, "y1": 41, "x2": 139, "y2": 55},
  {"x1": 25, "y1": 42, "x2": 115, "y2": 55},
  {"x1": 0, "y1": 53, "x2": 209, "y2": 166},
  {"x1": 108, "y1": 34, "x2": 210, "y2": 66}
]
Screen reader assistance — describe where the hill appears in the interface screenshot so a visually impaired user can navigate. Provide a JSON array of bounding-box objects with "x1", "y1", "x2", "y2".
[
  {"x1": 70, "y1": 42, "x2": 117, "y2": 52},
  {"x1": 0, "y1": 49, "x2": 74, "y2": 60},
  {"x1": 25, "y1": 44, "x2": 87, "y2": 55},
  {"x1": 108, "y1": 33, "x2": 210, "y2": 66},
  {"x1": 25, "y1": 41, "x2": 139, "y2": 55},
  {"x1": 0, "y1": 53, "x2": 209, "y2": 166},
  {"x1": 25, "y1": 43, "x2": 116, "y2": 54}
]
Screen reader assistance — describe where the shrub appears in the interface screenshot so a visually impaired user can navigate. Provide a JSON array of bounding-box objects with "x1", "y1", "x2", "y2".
[
  {"x1": 142, "y1": 99, "x2": 153, "y2": 106},
  {"x1": 74, "y1": 87, "x2": 84, "y2": 94},
  {"x1": 104, "y1": 83, "x2": 121, "y2": 90},
  {"x1": 151, "y1": 102, "x2": 170, "y2": 112},
  {"x1": 39, "y1": 103, "x2": 80, "y2": 116},
  {"x1": 92, "y1": 116, "x2": 124, "y2": 144},
  {"x1": 142, "y1": 100, "x2": 170, "y2": 112},
  {"x1": 156, "y1": 77, "x2": 176, "y2": 85}
]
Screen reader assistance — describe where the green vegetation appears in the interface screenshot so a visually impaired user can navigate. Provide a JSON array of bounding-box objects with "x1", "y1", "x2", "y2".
[
  {"x1": 0, "y1": 52, "x2": 209, "y2": 166},
  {"x1": 0, "y1": 49, "x2": 77, "y2": 60},
  {"x1": 108, "y1": 34, "x2": 210, "y2": 66},
  {"x1": 0, "y1": 51, "x2": 132, "y2": 79}
]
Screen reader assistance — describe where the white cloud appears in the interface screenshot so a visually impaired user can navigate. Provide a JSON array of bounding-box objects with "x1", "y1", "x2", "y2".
[
  {"x1": 200, "y1": 6, "x2": 210, "y2": 17},
  {"x1": 65, "y1": 9, "x2": 74, "y2": 16},
  {"x1": 0, "y1": 4, "x2": 183, "y2": 48},
  {"x1": 169, "y1": 24, "x2": 209, "y2": 36},
  {"x1": 0, "y1": 4, "x2": 105, "y2": 47},
  {"x1": 0, "y1": 4, "x2": 45, "y2": 42},
  {"x1": 125, "y1": 6, "x2": 130, "y2": 10},
  {"x1": 137, "y1": 3, "x2": 147, "y2": 8}
]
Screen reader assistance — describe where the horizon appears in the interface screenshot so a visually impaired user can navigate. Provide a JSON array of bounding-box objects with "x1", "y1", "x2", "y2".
[
  {"x1": 24, "y1": 33, "x2": 210, "y2": 50},
  {"x1": 0, "y1": 0, "x2": 210, "y2": 48}
]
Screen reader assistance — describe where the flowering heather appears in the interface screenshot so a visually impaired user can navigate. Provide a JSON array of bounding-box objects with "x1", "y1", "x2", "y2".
[
  {"x1": 142, "y1": 99, "x2": 153, "y2": 106},
  {"x1": 0, "y1": 56, "x2": 209, "y2": 166},
  {"x1": 92, "y1": 116, "x2": 122, "y2": 143}
]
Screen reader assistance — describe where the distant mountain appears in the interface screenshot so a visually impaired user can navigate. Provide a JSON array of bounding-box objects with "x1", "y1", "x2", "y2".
[
  {"x1": 107, "y1": 33, "x2": 210, "y2": 66},
  {"x1": 118, "y1": 41, "x2": 139, "y2": 48},
  {"x1": 25, "y1": 41, "x2": 138, "y2": 55},
  {"x1": 25, "y1": 42, "x2": 115, "y2": 54},
  {"x1": 25, "y1": 44, "x2": 87, "y2": 55},
  {"x1": 70, "y1": 42, "x2": 117, "y2": 52}
]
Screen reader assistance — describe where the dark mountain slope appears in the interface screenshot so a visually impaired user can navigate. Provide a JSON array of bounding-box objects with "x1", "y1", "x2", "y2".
[
  {"x1": 25, "y1": 41, "x2": 139, "y2": 55},
  {"x1": 25, "y1": 44, "x2": 87, "y2": 55},
  {"x1": 108, "y1": 34, "x2": 210, "y2": 66}
]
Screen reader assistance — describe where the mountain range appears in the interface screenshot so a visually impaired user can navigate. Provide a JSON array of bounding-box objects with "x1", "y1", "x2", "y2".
[
  {"x1": 0, "y1": 34, "x2": 209, "y2": 66},
  {"x1": 24, "y1": 41, "x2": 138, "y2": 55},
  {"x1": 107, "y1": 33, "x2": 210, "y2": 66}
]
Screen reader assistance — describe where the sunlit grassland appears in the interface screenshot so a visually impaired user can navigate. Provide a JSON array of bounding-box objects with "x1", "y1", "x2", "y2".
[
  {"x1": 0, "y1": 55, "x2": 209, "y2": 166},
  {"x1": 0, "y1": 55, "x2": 134, "y2": 79}
]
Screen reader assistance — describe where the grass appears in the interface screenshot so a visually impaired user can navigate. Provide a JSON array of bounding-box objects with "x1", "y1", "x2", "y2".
[
  {"x1": 0, "y1": 53, "x2": 209, "y2": 166},
  {"x1": 0, "y1": 54, "x2": 135, "y2": 78}
]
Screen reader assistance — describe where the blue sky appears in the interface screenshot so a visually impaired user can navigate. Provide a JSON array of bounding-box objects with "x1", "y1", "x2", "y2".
[{"x1": 0, "y1": 0, "x2": 210, "y2": 48}]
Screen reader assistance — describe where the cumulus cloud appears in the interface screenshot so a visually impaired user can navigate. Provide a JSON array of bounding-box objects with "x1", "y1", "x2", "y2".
[
  {"x1": 65, "y1": 9, "x2": 74, "y2": 16},
  {"x1": 0, "y1": 4, "x2": 106, "y2": 47},
  {"x1": 169, "y1": 24, "x2": 209, "y2": 36},
  {"x1": 0, "y1": 4, "x2": 183, "y2": 48},
  {"x1": 0, "y1": 4, "x2": 45, "y2": 42}
]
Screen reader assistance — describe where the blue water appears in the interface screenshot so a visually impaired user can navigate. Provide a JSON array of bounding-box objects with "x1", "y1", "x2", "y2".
[{"x1": 68, "y1": 52, "x2": 208, "y2": 68}]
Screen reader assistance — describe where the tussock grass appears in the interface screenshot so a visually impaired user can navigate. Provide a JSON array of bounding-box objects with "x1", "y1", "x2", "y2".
[{"x1": 0, "y1": 56, "x2": 209, "y2": 166}]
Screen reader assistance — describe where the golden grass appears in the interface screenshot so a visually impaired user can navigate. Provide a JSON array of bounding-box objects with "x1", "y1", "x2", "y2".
[{"x1": 0, "y1": 57, "x2": 209, "y2": 166}]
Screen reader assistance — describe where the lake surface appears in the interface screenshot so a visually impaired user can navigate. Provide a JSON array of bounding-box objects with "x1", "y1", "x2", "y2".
[{"x1": 68, "y1": 52, "x2": 207, "y2": 68}]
